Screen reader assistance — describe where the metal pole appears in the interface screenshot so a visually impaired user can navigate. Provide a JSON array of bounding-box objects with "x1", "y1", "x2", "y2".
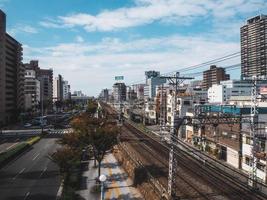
[
  {"x1": 100, "y1": 182, "x2": 104, "y2": 200},
  {"x1": 41, "y1": 81, "x2": 44, "y2": 133}
]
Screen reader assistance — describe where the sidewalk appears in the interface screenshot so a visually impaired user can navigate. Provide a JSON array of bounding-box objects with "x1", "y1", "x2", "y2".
[{"x1": 76, "y1": 153, "x2": 143, "y2": 200}]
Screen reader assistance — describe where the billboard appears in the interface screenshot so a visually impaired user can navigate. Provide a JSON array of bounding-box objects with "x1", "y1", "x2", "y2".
[
  {"x1": 260, "y1": 86, "x2": 267, "y2": 95},
  {"x1": 115, "y1": 76, "x2": 124, "y2": 81}
]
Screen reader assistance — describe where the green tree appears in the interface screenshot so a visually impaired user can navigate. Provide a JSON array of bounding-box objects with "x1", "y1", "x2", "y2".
[
  {"x1": 49, "y1": 147, "x2": 80, "y2": 184},
  {"x1": 91, "y1": 125, "x2": 119, "y2": 178},
  {"x1": 87, "y1": 100, "x2": 98, "y2": 116}
]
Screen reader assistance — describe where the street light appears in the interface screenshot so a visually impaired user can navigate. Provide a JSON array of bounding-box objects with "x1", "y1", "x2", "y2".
[{"x1": 99, "y1": 174, "x2": 107, "y2": 200}]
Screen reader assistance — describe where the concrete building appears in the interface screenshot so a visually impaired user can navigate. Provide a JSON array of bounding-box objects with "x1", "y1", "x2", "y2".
[
  {"x1": 208, "y1": 79, "x2": 267, "y2": 104},
  {"x1": 63, "y1": 80, "x2": 71, "y2": 100},
  {"x1": 132, "y1": 84, "x2": 145, "y2": 100},
  {"x1": 0, "y1": 10, "x2": 24, "y2": 125},
  {"x1": 99, "y1": 89, "x2": 109, "y2": 102},
  {"x1": 73, "y1": 90, "x2": 85, "y2": 97},
  {"x1": 241, "y1": 15, "x2": 267, "y2": 78},
  {"x1": 39, "y1": 68, "x2": 53, "y2": 103},
  {"x1": 112, "y1": 82, "x2": 126, "y2": 102},
  {"x1": 24, "y1": 66, "x2": 40, "y2": 112},
  {"x1": 53, "y1": 74, "x2": 63, "y2": 102},
  {"x1": 144, "y1": 71, "x2": 166, "y2": 99},
  {"x1": 203, "y1": 65, "x2": 230, "y2": 90},
  {"x1": 24, "y1": 61, "x2": 53, "y2": 112}
]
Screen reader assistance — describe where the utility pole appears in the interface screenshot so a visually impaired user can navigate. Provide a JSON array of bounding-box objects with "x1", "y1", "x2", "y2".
[
  {"x1": 249, "y1": 76, "x2": 259, "y2": 190},
  {"x1": 160, "y1": 72, "x2": 193, "y2": 199}
]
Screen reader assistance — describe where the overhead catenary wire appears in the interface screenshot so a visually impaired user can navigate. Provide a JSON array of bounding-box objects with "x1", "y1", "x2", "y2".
[{"x1": 128, "y1": 51, "x2": 241, "y2": 85}]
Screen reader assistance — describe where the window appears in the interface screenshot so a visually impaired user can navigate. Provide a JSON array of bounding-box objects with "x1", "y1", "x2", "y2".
[
  {"x1": 256, "y1": 163, "x2": 265, "y2": 172},
  {"x1": 245, "y1": 137, "x2": 251, "y2": 145},
  {"x1": 245, "y1": 156, "x2": 251, "y2": 166},
  {"x1": 184, "y1": 100, "x2": 190, "y2": 105}
]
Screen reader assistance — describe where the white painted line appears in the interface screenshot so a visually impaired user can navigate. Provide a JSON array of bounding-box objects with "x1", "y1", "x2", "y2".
[
  {"x1": 23, "y1": 192, "x2": 30, "y2": 200},
  {"x1": 32, "y1": 153, "x2": 40, "y2": 161},
  {"x1": 6, "y1": 142, "x2": 18, "y2": 150},
  {"x1": 13, "y1": 167, "x2": 26, "y2": 180},
  {"x1": 39, "y1": 166, "x2": 47, "y2": 178}
]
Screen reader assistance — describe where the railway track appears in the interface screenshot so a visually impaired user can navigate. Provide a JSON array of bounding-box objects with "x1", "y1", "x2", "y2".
[{"x1": 99, "y1": 102, "x2": 267, "y2": 200}]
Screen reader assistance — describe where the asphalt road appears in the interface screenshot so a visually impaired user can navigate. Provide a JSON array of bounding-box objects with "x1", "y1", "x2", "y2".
[{"x1": 0, "y1": 138, "x2": 61, "y2": 200}]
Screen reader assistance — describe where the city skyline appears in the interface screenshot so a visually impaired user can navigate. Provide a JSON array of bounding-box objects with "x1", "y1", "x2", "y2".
[{"x1": 1, "y1": 0, "x2": 267, "y2": 95}]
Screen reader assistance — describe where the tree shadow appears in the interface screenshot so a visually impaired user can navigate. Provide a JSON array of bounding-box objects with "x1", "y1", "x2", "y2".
[
  {"x1": 101, "y1": 162, "x2": 118, "y2": 169},
  {"x1": 107, "y1": 172, "x2": 128, "y2": 182},
  {"x1": 106, "y1": 193, "x2": 142, "y2": 200}
]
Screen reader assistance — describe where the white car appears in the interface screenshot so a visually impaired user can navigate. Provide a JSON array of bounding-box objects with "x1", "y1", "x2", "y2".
[{"x1": 24, "y1": 123, "x2": 32, "y2": 128}]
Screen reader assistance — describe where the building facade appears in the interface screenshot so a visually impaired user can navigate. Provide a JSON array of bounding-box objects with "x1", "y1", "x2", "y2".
[
  {"x1": 53, "y1": 74, "x2": 63, "y2": 102},
  {"x1": 203, "y1": 65, "x2": 230, "y2": 90},
  {"x1": 24, "y1": 68, "x2": 40, "y2": 112},
  {"x1": 63, "y1": 80, "x2": 71, "y2": 100},
  {"x1": 241, "y1": 15, "x2": 267, "y2": 78},
  {"x1": 112, "y1": 82, "x2": 126, "y2": 102},
  {"x1": 144, "y1": 71, "x2": 166, "y2": 99},
  {"x1": 0, "y1": 10, "x2": 24, "y2": 125}
]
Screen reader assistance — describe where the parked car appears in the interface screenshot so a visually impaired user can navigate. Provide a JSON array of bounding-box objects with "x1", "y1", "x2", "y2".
[{"x1": 24, "y1": 123, "x2": 32, "y2": 128}]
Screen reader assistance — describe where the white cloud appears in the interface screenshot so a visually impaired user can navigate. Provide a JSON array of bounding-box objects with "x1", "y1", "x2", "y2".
[
  {"x1": 75, "y1": 36, "x2": 84, "y2": 43},
  {"x1": 24, "y1": 34, "x2": 240, "y2": 96},
  {"x1": 8, "y1": 24, "x2": 38, "y2": 36},
  {"x1": 40, "y1": 0, "x2": 267, "y2": 32}
]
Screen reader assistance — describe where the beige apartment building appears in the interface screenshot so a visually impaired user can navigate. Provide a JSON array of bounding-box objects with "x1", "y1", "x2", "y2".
[{"x1": 0, "y1": 10, "x2": 24, "y2": 125}]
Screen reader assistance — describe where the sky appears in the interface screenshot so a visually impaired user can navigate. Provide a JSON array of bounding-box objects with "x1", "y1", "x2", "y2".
[{"x1": 1, "y1": 0, "x2": 267, "y2": 96}]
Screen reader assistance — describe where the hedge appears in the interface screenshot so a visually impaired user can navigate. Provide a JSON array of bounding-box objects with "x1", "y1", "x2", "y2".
[
  {"x1": 26, "y1": 136, "x2": 41, "y2": 146},
  {"x1": 0, "y1": 143, "x2": 29, "y2": 165},
  {"x1": 0, "y1": 136, "x2": 41, "y2": 167}
]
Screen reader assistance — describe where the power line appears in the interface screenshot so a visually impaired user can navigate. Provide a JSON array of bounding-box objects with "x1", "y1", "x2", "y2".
[{"x1": 128, "y1": 52, "x2": 240, "y2": 85}]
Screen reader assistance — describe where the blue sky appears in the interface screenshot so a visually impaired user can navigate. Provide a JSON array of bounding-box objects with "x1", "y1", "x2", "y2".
[{"x1": 1, "y1": 0, "x2": 266, "y2": 96}]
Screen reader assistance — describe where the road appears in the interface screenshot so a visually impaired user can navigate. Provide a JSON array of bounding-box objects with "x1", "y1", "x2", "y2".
[{"x1": 0, "y1": 138, "x2": 61, "y2": 200}]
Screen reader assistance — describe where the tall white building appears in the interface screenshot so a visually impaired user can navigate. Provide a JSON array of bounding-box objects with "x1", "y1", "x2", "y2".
[
  {"x1": 24, "y1": 69, "x2": 40, "y2": 111},
  {"x1": 144, "y1": 71, "x2": 166, "y2": 99},
  {"x1": 53, "y1": 74, "x2": 63, "y2": 102},
  {"x1": 63, "y1": 81, "x2": 71, "y2": 100}
]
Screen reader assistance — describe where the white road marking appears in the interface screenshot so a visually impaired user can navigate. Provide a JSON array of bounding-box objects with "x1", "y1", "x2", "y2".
[
  {"x1": 13, "y1": 167, "x2": 26, "y2": 180},
  {"x1": 6, "y1": 142, "x2": 18, "y2": 150},
  {"x1": 39, "y1": 166, "x2": 47, "y2": 178},
  {"x1": 32, "y1": 153, "x2": 40, "y2": 161},
  {"x1": 23, "y1": 192, "x2": 30, "y2": 200}
]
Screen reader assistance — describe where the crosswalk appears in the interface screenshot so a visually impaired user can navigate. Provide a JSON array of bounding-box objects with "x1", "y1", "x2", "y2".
[{"x1": 49, "y1": 128, "x2": 73, "y2": 134}]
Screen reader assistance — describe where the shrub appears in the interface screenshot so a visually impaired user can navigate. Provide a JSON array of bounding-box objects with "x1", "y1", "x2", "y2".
[
  {"x1": 26, "y1": 136, "x2": 41, "y2": 146},
  {"x1": 0, "y1": 143, "x2": 28, "y2": 164}
]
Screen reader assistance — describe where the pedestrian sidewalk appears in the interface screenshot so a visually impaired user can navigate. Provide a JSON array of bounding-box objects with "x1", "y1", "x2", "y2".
[{"x1": 76, "y1": 153, "x2": 143, "y2": 200}]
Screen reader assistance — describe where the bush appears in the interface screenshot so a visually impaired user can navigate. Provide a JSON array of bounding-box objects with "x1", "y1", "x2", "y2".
[
  {"x1": 0, "y1": 143, "x2": 29, "y2": 164},
  {"x1": 26, "y1": 136, "x2": 41, "y2": 146}
]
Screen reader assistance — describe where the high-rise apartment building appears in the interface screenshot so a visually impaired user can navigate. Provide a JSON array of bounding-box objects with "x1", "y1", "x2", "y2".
[
  {"x1": 241, "y1": 15, "x2": 267, "y2": 78},
  {"x1": 24, "y1": 60, "x2": 53, "y2": 112},
  {"x1": 63, "y1": 80, "x2": 71, "y2": 100},
  {"x1": 203, "y1": 65, "x2": 230, "y2": 90},
  {"x1": 24, "y1": 65, "x2": 40, "y2": 112},
  {"x1": 53, "y1": 74, "x2": 64, "y2": 102},
  {"x1": 144, "y1": 71, "x2": 166, "y2": 99},
  {"x1": 113, "y1": 82, "x2": 126, "y2": 102},
  {"x1": 0, "y1": 10, "x2": 24, "y2": 125},
  {"x1": 39, "y1": 68, "x2": 53, "y2": 103}
]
